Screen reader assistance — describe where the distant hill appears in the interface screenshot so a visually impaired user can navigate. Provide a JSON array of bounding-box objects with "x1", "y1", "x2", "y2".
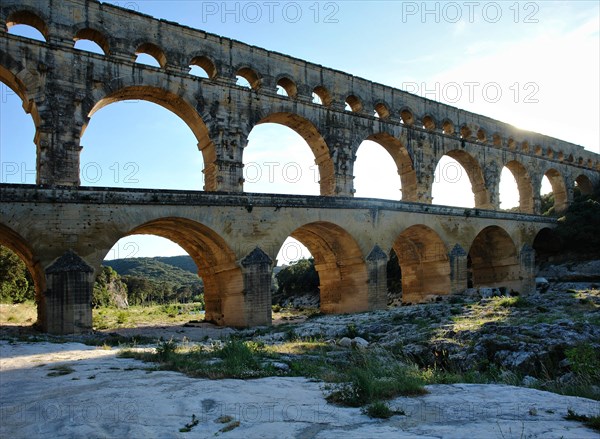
[{"x1": 104, "y1": 256, "x2": 200, "y2": 286}]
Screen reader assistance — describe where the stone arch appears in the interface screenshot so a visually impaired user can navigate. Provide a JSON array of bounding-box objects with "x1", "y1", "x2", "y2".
[
  {"x1": 503, "y1": 160, "x2": 534, "y2": 213},
  {"x1": 0, "y1": 223, "x2": 45, "y2": 297},
  {"x1": 543, "y1": 168, "x2": 568, "y2": 213},
  {"x1": 73, "y1": 28, "x2": 109, "y2": 54},
  {"x1": 468, "y1": 226, "x2": 520, "y2": 291},
  {"x1": 392, "y1": 225, "x2": 450, "y2": 303},
  {"x1": 421, "y1": 114, "x2": 436, "y2": 131},
  {"x1": 288, "y1": 222, "x2": 368, "y2": 314},
  {"x1": 5, "y1": 9, "x2": 49, "y2": 40},
  {"x1": 492, "y1": 133, "x2": 502, "y2": 146},
  {"x1": 189, "y1": 55, "x2": 217, "y2": 78},
  {"x1": 276, "y1": 76, "x2": 297, "y2": 98},
  {"x1": 575, "y1": 174, "x2": 594, "y2": 195},
  {"x1": 345, "y1": 94, "x2": 363, "y2": 113},
  {"x1": 374, "y1": 102, "x2": 390, "y2": 119},
  {"x1": 0, "y1": 62, "x2": 41, "y2": 184},
  {"x1": 251, "y1": 112, "x2": 335, "y2": 195},
  {"x1": 438, "y1": 149, "x2": 490, "y2": 208},
  {"x1": 236, "y1": 66, "x2": 261, "y2": 90},
  {"x1": 400, "y1": 108, "x2": 414, "y2": 125},
  {"x1": 460, "y1": 124, "x2": 472, "y2": 139},
  {"x1": 124, "y1": 218, "x2": 244, "y2": 326},
  {"x1": 364, "y1": 132, "x2": 417, "y2": 201},
  {"x1": 442, "y1": 119, "x2": 455, "y2": 135},
  {"x1": 82, "y1": 85, "x2": 212, "y2": 188},
  {"x1": 312, "y1": 85, "x2": 332, "y2": 106},
  {"x1": 135, "y1": 42, "x2": 167, "y2": 68},
  {"x1": 0, "y1": 63, "x2": 40, "y2": 126},
  {"x1": 476, "y1": 128, "x2": 487, "y2": 143}
]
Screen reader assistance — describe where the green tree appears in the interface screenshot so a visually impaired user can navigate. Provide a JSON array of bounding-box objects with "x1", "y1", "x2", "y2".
[
  {"x1": 275, "y1": 258, "x2": 319, "y2": 299},
  {"x1": 554, "y1": 185, "x2": 600, "y2": 257},
  {"x1": 92, "y1": 266, "x2": 128, "y2": 308},
  {"x1": 0, "y1": 245, "x2": 35, "y2": 303},
  {"x1": 540, "y1": 192, "x2": 555, "y2": 216}
]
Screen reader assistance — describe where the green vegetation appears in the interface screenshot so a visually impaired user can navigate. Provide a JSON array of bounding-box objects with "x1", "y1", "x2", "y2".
[
  {"x1": 565, "y1": 409, "x2": 600, "y2": 432},
  {"x1": 0, "y1": 246, "x2": 35, "y2": 303},
  {"x1": 122, "y1": 338, "x2": 427, "y2": 413},
  {"x1": 92, "y1": 303, "x2": 204, "y2": 329},
  {"x1": 540, "y1": 192, "x2": 555, "y2": 216},
  {"x1": 326, "y1": 352, "x2": 427, "y2": 407},
  {"x1": 179, "y1": 414, "x2": 199, "y2": 433},
  {"x1": 553, "y1": 186, "x2": 600, "y2": 257},
  {"x1": 105, "y1": 256, "x2": 201, "y2": 286},
  {"x1": 106, "y1": 257, "x2": 204, "y2": 305},
  {"x1": 121, "y1": 339, "x2": 279, "y2": 379},
  {"x1": 273, "y1": 258, "x2": 319, "y2": 304},
  {"x1": 93, "y1": 266, "x2": 128, "y2": 308},
  {"x1": 362, "y1": 401, "x2": 403, "y2": 419}
]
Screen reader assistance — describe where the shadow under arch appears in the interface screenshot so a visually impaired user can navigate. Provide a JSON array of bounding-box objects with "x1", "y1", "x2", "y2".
[
  {"x1": 468, "y1": 226, "x2": 520, "y2": 291},
  {"x1": 82, "y1": 86, "x2": 215, "y2": 189},
  {"x1": 392, "y1": 225, "x2": 450, "y2": 303},
  {"x1": 575, "y1": 174, "x2": 594, "y2": 196},
  {"x1": 504, "y1": 160, "x2": 534, "y2": 213},
  {"x1": 122, "y1": 217, "x2": 244, "y2": 326},
  {"x1": 365, "y1": 132, "x2": 417, "y2": 201},
  {"x1": 438, "y1": 149, "x2": 490, "y2": 208},
  {"x1": 532, "y1": 227, "x2": 561, "y2": 266},
  {"x1": 287, "y1": 222, "x2": 368, "y2": 313},
  {"x1": 253, "y1": 112, "x2": 335, "y2": 196}
]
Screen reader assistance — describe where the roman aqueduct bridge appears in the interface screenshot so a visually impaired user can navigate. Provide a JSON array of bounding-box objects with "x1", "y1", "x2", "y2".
[{"x1": 0, "y1": 0, "x2": 598, "y2": 333}]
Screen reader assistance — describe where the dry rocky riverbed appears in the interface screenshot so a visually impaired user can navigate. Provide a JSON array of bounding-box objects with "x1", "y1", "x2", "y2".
[{"x1": 1, "y1": 279, "x2": 599, "y2": 438}]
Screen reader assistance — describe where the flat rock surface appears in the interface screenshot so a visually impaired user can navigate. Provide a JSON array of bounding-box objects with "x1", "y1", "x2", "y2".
[{"x1": 1, "y1": 341, "x2": 598, "y2": 438}]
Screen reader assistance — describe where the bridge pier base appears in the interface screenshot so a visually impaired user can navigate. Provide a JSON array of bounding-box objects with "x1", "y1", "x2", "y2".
[
  {"x1": 519, "y1": 244, "x2": 536, "y2": 295},
  {"x1": 366, "y1": 245, "x2": 389, "y2": 310},
  {"x1": 43, "y1": 251, "x2": 93, "y2": 334},
  {"x1": 240, "y1": 248, "x2": 273, "y2": 327},
  {"x1": 449, "y1": 244, "x2": 469, "y2": 293}
]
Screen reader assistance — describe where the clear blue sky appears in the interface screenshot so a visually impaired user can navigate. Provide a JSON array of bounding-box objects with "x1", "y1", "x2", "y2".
[{"x1": 1, "y1": 1, "x2": 598, "y2": 263}]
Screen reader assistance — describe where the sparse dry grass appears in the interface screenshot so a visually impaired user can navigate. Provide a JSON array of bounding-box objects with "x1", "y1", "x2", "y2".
[
  {"x1": 92, "y1": 303, "x2": 204, "y2": 329},
  {"x1": 0, "y1": 302, "x2": 37, "y2": 326}
]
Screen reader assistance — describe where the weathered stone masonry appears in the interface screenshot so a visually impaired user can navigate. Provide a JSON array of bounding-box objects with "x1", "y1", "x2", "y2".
[{"x1": 0, "y1": 0, "x2": 598, "y2": 333}]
